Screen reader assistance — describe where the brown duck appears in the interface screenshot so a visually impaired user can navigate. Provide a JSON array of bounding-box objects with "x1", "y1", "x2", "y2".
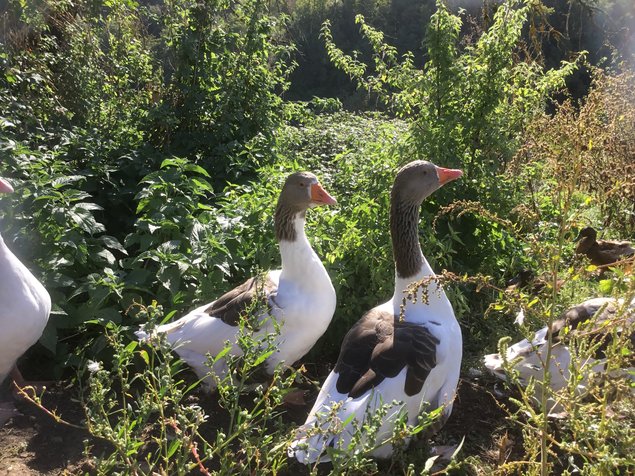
[{"x1": 574, "y1": 227, "x2": 634, "y2": 269}]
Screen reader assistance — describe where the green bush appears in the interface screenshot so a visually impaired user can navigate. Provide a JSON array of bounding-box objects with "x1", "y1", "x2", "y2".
[
  {"x1": 0, "y1": 0, "x2": 293, "y2": 373},
  {"x1": 1, "y1": 0, "x2": 634, "y2": 473}
]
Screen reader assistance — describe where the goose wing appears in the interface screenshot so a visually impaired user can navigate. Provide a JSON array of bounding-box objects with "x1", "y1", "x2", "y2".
[
  {"x1": 334, "y1": 308, "x2": 440, "y2": 399},
  {"x1": 204, "y1": 274, "x2": 278, "y2": 327}
]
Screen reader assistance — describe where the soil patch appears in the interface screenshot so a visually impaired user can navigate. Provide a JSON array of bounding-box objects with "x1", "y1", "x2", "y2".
[
  {"x1": 0, "y1": 383, "x2": 103, "y2": 475},
  {"x1": 0, "y1": 372, "x2": 520, "y2": 475}
]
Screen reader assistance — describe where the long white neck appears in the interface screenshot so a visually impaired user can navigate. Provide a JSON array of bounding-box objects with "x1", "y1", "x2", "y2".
[
  {"x1": 391, "y1": 254, "x2": 452, "y2": 325},
  {"x1": 393, "y1": 253, "x2": 434, "y2": 299},
  {"x1": 278, "y1": 216, "x2": 330, "y2": 288}
]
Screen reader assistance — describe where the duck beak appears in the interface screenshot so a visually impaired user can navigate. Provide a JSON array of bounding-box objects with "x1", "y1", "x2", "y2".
[
  {"x1": 573, "y1": 232, "x2": 582, "y2": 242},
  {"x1": 310, "y1": 183, "x2": 337, "y2": 206},
  {"x1": 436, "y1": 166, "x2": 463, "y2": 185},
  {"x1": 0, "y1": 178, "x2": 14, "y2": 194}
]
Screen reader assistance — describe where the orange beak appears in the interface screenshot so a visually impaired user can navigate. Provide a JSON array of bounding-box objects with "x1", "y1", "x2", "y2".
[
  {"x1": 0, "y1": 178, "x2": 14, "y2": 194},
  {"x1": 310, "y1": 182, "x2": 337, "y2": 206},
  {"x1": 436, "y1": 166, "x2": 463, "y2": 185}
]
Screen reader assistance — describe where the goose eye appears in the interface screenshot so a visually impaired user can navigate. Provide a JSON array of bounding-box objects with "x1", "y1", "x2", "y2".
[{"x1": 299, "y1": 182, "x2": 305, "y2": 187}]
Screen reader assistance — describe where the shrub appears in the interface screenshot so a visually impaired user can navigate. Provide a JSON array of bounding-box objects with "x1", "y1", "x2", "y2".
[{"x1": 0, "y1": 0, "x2": 294, "y2": 373}]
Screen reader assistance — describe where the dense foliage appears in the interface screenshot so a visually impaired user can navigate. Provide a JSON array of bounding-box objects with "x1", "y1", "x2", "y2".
[
  {"x1": 285, "y1": 0, "x2": 635, "y2": 104},
  {"x1": 1, "y1": 0, "x2": 293, "y2": 370},
  {"x1": 0, "y1": 0, "x2": 634, "y2": 474}
]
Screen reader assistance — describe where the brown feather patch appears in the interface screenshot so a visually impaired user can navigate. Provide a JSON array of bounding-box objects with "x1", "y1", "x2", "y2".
[
  {"x1": 204, "y1": 275, "x2": 277, "y2": 327},
  {"x1": 334, "y1": 308, "x2": 440, "y2": 398}
]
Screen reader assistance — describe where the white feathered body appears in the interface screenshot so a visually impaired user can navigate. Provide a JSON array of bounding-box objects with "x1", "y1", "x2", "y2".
[
  {"x1": 484, "y1": 297, "x2": 635, "y2": 414},
  {"x1": 0, "y1": 235, "x2": 51, "y2": 382},
  {"x1": 139, "y1": 217, "x2": 336, "y2": 388},
  {"x1": 292, "y1": 258, "x2": 462, "y2": 462}
]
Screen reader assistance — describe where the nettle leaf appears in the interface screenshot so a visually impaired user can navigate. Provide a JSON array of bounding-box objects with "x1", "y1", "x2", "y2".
[
  {"x1": 49, "y1": 272, "x2": 76, "y2": 287},
  {"x1": 49, "y1": 255, "x2": 74, "y2": 267},
  {"x1": 65, "y1": 190, "x2": 92, "y2": 202},
  {"x1": 136, "y1": 221, "x2": 161, "y2": 234},
  {"x1": 192, "y1": 177, "x2": 213, "y2": 192},
  {"x1": 184, "y1": 163, "x2": 211, "y2": 177},
  {"x1": 212, "y1": 258, "x2": 230, "y2": 275},
  {"x1": 51, "y1": 175, "x2": 86, "y2": 188},
  {"x1": 95, "y1": 307, "x2": 123, "y2": 324},
  {"x1": 157, "y1": 266, "x2": 181, "y2": 293},
  {"x1": 175, "y1": 260, "x2": 191, "y2": 273},
  {"x1": 159, "y1": 157, "x2": 184, "y2": 169},
  {"x1": 100, "y1": 235, "x2": 128, "y2": 254},
  {"x1": 158, "y1": 240, "x2": 182, "y2": 253},
  {"x1": 69, "y1": 207, "x2": 106, "y2": 234},
  {"x1": 34, "y1": 192, "x2": 64, "y2": 202},
  {"x1": 125, "y1": 268, "x2": 152, "y2": 287},
  {"x1": 134, "y1": 235, "x2": 155, "y2": 252},
  {"x1": 136, "y1": 198, "x2": 151, "y2": 213},
  {"x1": 97, "y1": 249, "x2": 117, "y2": 265},
  {"x1": 74, "y1": 202, "x2": 104, "y2": 212},
  {"x1": 190, "y1": 221, "x2": 207, "y2": 242}
]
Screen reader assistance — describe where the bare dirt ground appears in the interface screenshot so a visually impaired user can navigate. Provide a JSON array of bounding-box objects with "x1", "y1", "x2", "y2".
[
  {"x1": 0, "y1": 374, "x2": 517, "y2": 475},
  {"x1": 0, "y1": 383, "x2": 100, "y2": 475}
]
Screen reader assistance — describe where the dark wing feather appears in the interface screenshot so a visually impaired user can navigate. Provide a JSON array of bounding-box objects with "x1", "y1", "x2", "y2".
[
  {"x1": 551, "y1": 299, "x2": 617, "y2": 341},
  {"x1": 589, "y1": 240, "x2": 635, "y2": 266},
  {"x1": 334, "y1": 318, "x2": 379, "y2": 395},
  {"x1": 402, "y1": 325, "x2": 440, "y2": 395},
  {"x1": 596, "y1": 240, "x2": 634, "y2": 254},
  {"x1": 549, "y1": 299, "x2": 630, "y2": 360},
  {"x1": 204, "y1": 275, "x2": 277, "y2": 326},
  {"x1": 334, "y1": 308, "x2": 439, "y2": 398}
]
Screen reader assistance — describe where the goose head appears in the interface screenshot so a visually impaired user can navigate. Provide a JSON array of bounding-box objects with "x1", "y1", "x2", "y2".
[
  {"x1": 275, "y1": 172, "x2": 336, "y2": 242},
  {"x1": 390, "y1": 161, "x2": 462, "y2": 279},
  {"x1": 391, "y1": 161, "x2": 462, "y2": 206},
  {"x1": 278, "y1": 172, "x2": 336, "y2": 211},
  {"x1": 574, "y1": 226, "x2": 598, "y2": 254}
]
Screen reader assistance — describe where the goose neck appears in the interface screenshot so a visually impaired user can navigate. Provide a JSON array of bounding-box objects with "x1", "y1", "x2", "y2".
[
  {"x1": 275, "y1": 203, "x2": 305, "y2": 242},
  {"x1": 277, "y1": 213, "x2": 326, "y2": 286},
  {"x1": 390, "y1": 199, "x2": 425, "y2": 280}
]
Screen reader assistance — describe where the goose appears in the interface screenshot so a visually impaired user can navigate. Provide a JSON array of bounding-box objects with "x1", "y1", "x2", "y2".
[
  {"x1": 574, "y1": 227, "x2": 634, "y2": 270},
  {"x1": 137, "y1": 172, "x2": 337, "y2": 389},
  {"x1": 0, "y1": 177, "x2": 52, "y2": 424},
  {"x1": 289, "y1": 160, "x2": 463, "y2": 463},
  {"x1": 484, "y1": 297, "x2": 635, "y2": 415}
]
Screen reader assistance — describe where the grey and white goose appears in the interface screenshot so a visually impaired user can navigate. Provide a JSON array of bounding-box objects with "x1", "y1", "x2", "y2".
[
  {"x1": 0, "y1": 177, "x2": 51, "y2": 424},
  {"x1": 137, "y1": 172, "x2": 337, "y2": 388},
  {"x1": 484, "y1": 297, "x2": 635, "y2": 414},
  {"x1": 289, "y1": 160, "x2": 463, "y2": 463}
]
